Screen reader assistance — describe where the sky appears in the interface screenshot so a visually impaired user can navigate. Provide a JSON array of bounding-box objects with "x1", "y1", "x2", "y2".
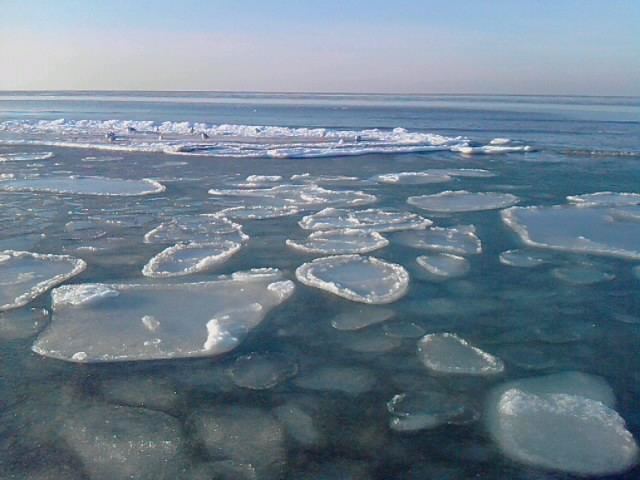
[{"x1": 1, "y1": 0, "x2": 639, "y2": 95}]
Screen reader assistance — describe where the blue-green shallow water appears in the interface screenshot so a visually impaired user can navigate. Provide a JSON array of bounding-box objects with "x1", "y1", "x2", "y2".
[{"x1": 0, "y1": 92, "x2": 639, "y2": 479}]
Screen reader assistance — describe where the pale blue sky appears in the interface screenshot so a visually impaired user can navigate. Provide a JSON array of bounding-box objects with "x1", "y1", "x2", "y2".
[{"x1": 1, "y1": 0, "x2": 638, "y2": 94}]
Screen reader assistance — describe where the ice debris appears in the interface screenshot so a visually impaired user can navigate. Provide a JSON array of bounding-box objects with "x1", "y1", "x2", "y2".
[
  {"x1": 32, "y1": 270, "x2": 294, "y2": 362},
  {"x1": 295, "y1": 255, "x2": 409, "y2": 304}
]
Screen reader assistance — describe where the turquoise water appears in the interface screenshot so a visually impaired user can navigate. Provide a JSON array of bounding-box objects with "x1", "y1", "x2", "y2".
[{"x1": 0, "y1": 93, "x2": 639, "y2": 479}]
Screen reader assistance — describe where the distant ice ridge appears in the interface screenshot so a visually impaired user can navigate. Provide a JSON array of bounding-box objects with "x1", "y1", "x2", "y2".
[{"x1": 0, "y1": 119, "x2": 531, "y2": 158}]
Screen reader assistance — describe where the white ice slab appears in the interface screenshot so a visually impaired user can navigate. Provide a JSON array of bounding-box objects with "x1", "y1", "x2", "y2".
[
  {"x1": 502, "y1": 204, "x2": 640, "y2": 259},
  {"x1": 299, "y1": 207, "x2": 431, "y2": 232},
  {"x1": 408, "y1": 190, "x2": 519, "y2": 213},
  {"x1": 416, "y1": 253, "x2": 470, "y2": 278},
  {"x1": 0, "y1": 176, "x2": 165, "y2": 196},
  {"x1": 417, "y1": 333, "x2": 504, "y2": 375},
  {"x1": 142, "y1": 241, "x2": 241, "y2": 278},
  {"x1": 32, "y1": 270, "x2": 295, "y2": 362},
  {"x1": 486, "y1": 373, "x2": 638, "y2": 475},
  {"x1": 391, "y1": 225, "x2": 482, "y2": 255},
  {"x1": 286, "y1": 229, "x2": 389, "y2": 255},
  {"x1": 0, "y1": 250, "x2": 86, "y2": 311},
  {"x1": 144, "y1": 215, "x2": 248, "y2": 244},
  {"x1": 295, "y1": 255, "x2": 409, "y2": 304}
]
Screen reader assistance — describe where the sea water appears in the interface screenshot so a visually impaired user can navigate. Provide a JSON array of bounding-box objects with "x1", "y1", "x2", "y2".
[{"x1": 0, "y1": 91, "x2": 639, "y2": 478}]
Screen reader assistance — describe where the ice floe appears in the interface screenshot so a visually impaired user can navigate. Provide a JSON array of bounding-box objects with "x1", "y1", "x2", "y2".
[
  {"x1": 0, "y1": 151, "x2": 54, "y2": 162},
  {"x1": 499, "y1": 249, "x2": 547, "y2": 267},
  {"x1": 215, "y1": 205, "x2": 300, "y2": 220},
  {"x1": 417, "y1": 333, "x2": 504, "y2": 375},
  {"x1": 144, "y1": 215, "x2": 248, "y2": 244},
  {"x1": 299, "y1": 207, "x2": 431, "y2": 232},
  {"x1": 188, "y1": 406, "x2": 286, "y2": 479},
  {"x1": 387, "y1": 391, "x2": 477, "y2": 432},
  {"x1": 286, "y1": 228, "x2": 389, "y2": 255},
  {"x1": 372, "y1": 171, "x2": 453, "y2": 185},
  {"x1": 0, "y1": 250, "x2": 86, "y2": 311},
  {"x1": 502, "y1": 204, "x2": 640, "y2": 259},
  {"x1": 0, "y1": 307, "x2": 49, "y2": 340},
  {"x1": 330, "y1": 306, "x2": 395, "y2": 331},
  {"x1": 295, "y1": 255, "x2": 409, "y2": 304},
  {"x1": 0, "y1": 175, "x2": 165, "y2": 195},
  {"x1": 227, "y1": 352, "x2": 298, "y2": 390},
  {"x1": 391, "y1": 225, "x2": 482, "y2": 255},
  {"x1": 408, "y1": 190, "x2": 519, "y2": 213},
  {"x1": 142, "y1": 241, "x2": 241, "y2": 277},
  {"x1": 209, "y1": 184, "x2": 376, "y2": 209},
  {"x1": 567, "y1": 191, "x2": 640, "y2": 207},
  {"x1": 486, "y1": 372, "x2": 638, "y2": 475},
  {"x1": 416, "y1": 253, "x2": 470, "y2": 278},
  {"x1": 32, "y1": 270, "x2": 295, "y2": 362},
  {"x1": 453, "y1": 138, "x2": 533, "y2": 155}
]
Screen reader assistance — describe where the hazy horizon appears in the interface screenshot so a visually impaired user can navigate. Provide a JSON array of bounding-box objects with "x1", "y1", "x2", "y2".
[{"x1": 2, "y1": 0, "x2": 639, "y2": 96}]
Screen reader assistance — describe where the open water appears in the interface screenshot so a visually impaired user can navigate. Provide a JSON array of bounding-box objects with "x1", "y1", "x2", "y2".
[{"x1": 0, "y1": 92, "x2": 639, "y2": 479}]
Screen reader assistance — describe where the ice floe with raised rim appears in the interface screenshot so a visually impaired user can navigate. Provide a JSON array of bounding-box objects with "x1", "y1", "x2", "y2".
[
  {"x1": 499, "y1": 249, "x2": 547, "y2": 267},
  {"x1": 417, "y1": 253, "x2": 470, "y2": 278},
  {"x1": 0, "y1": 250, "x2": 86, "y2": 311},
  {"x1": 502, "y1": 204, "x2": 640, "y2": 260},
  {"x1": 286, "y1": 228, "x2": 389, "y2": 255},
  {"x1": 214, "y1": 205, "x2": 300, "y2": 220},
  {"x1": 372, "y1": 171, "x2": 453, "y2": 185},
  {"x1": 567, "y1": 191, "x2": 640, "y2": 207},
  {"x1": 227, "y1": 352, "x2": 298, "y2": 390},
  {"x1": 32, "y1": 269, "x2": 295, "y2": 362},
  {"x1": 294, "y1": 366, "x2": 376, "y2": 394},
  {"x1": 408, "y1": 190, "x2": 519, "y2": 213},
  {"x1": 299, "y1": 207, "x2": 431, "y2": 232},
  {"x1": 0, "y1": 151, "x2": 54, "y2": 162},
  {"x1": 391, "y1": 225, "x2": 482, "y2": 255},
  {"x1": 142, "y1": 241, "x2": 242, "y2": 277},
  {"x1": 486, "y1": 372, "x2": 638, "y2": 475},
  {"x1": 209, "y1": 184, "x2": 376, "y2": 209},
  {"x1": 0, "y1": 175, "x2": 165, "y2": 196},
  {"x1": 295, "y1": 255, "x2": 409, "y2": 304},
  {"x1": 417, "y1": 333, "x2": 504, "y2": 375},
  {"x1": 143, "y1": 215, "x2": 248, "y2": 244}
]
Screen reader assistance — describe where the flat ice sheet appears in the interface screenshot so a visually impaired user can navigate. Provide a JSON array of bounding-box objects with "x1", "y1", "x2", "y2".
[
  {"x1": 0, "y1": 250, "x2": 86, "y2": 311},
  {"x1": 0, "y1": 176, "x2": 165, "y2": 196},
  {"x1": 502, "y1": 204, "x2": 640, "y2": 259},
  {"x1": 32, "y1": 270, "x2": 295, "y2": 362},
  {"x1": 408, "y1": 190, "x2": 519, "y2": 213}
]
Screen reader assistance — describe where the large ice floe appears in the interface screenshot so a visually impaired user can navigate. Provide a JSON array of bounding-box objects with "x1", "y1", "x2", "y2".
[
  {"x1": 417, "y1": 333, "x2": 504, "y2": 375},
  {"x1": 408, "y1": 190, "x2": 519, "y2": 213},
  {"x1": 295, "y1": 255, "x2": 409, "y2": 304},
  {"x1": 286, "y1": 228, "x2": 389, "y2": 255},
  {"x1": 486, "y1": 372, "x2": 638, "y2": 475},
  {"x1": 298, "y1": 207, "x2": 431, "y2": 232},
  {"x1": 32, "y1": 269, "x2": 294, "y2": 362},
  {"x1": 142, "y1": 241, "x2": 242, "y2": 277},
  {"x1": 502, "y1": 195, "x2": 640, "y2": 259},
  {"x1": 391, "y1": 225, "x2": 482, "y2": 255},
  {"x1": 0, "y1": 175, "x2": 165, "y2": 195},
  {"x1": 208, "y1": 184, "x2": 376, "y2": 210},
  {"x1": 0, "y1": 250, "x2": 86, "y2": 311}
]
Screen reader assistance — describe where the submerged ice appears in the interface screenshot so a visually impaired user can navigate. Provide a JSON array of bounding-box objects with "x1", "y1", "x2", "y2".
[{"x1": 32, "y1": 270, "x2": 294, "y2": 362}]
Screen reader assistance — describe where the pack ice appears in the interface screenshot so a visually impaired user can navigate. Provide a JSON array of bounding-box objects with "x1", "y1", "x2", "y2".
[
  {"x1": 408, "y1": 190, "x2": 519, "y2": 213},
  {"x1": 486, "y1": 372, "x2": 638, "y2": 475},
  {"x1": 295, "y1": 255, "x2": 409, "y2": 304},
  {"x1": 0, "y1": 250, "x2": 86, "y2": 311},
  {"x1": 502, "y1": 199, "x2": 640, "y2": 259},
  {"x1": 32, "y1": 269, "x2": 294, "y2": 362}
]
